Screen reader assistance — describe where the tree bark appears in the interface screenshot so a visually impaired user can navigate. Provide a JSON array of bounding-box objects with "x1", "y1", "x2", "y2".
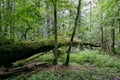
[
  {"x1": 100, "y1": 13, "x2": 104, "y2": 49},
  {"x1": 100, "y1": 27, "x2": 103, "y2": 49},
  {"x1": 89, "y1": 0, "x2": 93, "y2": 43},
  {"x1": 65, "y1": 0, "x2": 81, "y2": 66},
  {"x1": 10, "y1": 0, "x2": 15, "y2": 39},
  {"x1": 3, "y1": 0, "x2": 9, "y2": 37},
  {"x1": 53, "y1": 0, "x2": 58, "y2": 65},
  {"x1": 118, "y1": 19, "x2": 120, "y2": 34},
  {"x1": 45, "y1": 2, "x2": 51, "y2": 38},
  {"x1": 110, "y1": 20, "x2": 115, "y2": 54},
  {"x1": 118, "y1": 8, "x2": 120, "y2": 34},
  {"x1": 0, "y1": 1, "x2": 2, "y2": 32}
]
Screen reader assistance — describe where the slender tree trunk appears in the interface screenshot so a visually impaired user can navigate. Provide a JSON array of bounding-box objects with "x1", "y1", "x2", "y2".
[
  {"x1": 89, "y1": 0, "x2": 93, "y2": 44},
  {"x1": 2, "y1": 0, "x2": 4, "y2": 35},
  {"x1": 0, "y1": 1, "x2": 2, "y2": 32},
  {"x1": 118, "y1": 8, "x2": 120, "y2": 34},
  {"x1": 21, "y1": 0, "x2": 27, "y2": 40},
  {"x1": 3, "y1": 0, "x2": 8, "y2": 37},
  {"x1": 100, "y1": 13, "x2": 103, "y2": 49},
  {"x1": 36, "y1": 0, "x2": 41, "y2": 39},
  {"x1": 52, "y1": 0, "x2": 58, "y2": 65},
  {"x1": 10, "y1": 0, "x2": 15, "y2": 39},
  {"x1": 110, "y1": 19, "x2": 115, "y2": 54},
  {"x1": 4, "y1": 0, "x2": 11, "y2": 38},
  {"x1": 65, "y1": 0, "x2": 81, "y2": 66},
  {"x1": 12, "y1": 0, "x2": 15, "y2": 39},
  {"x1": 118, "y1": 19, "x2": 120, "y2": 34},
  {"x1": 45, "y1": 2, "x2": 50, "y2": 38},
  {"x1": 51, "y1": 4, "x2": 54, "y2": 35},
  {"x1": 100, "y1": 27, "x2": 103, "y2": 49}
]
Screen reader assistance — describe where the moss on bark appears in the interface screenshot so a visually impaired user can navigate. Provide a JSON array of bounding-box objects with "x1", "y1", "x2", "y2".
[{"x1": 0, "y1": 38, "x2": 80, "y2": 67}]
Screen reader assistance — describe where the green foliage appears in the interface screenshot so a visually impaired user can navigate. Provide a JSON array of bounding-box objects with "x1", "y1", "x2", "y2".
[
  {"x1": 68, "y1": 50, "x2": 120, "y2": 67},
  {"x1": 5, "y1": 50, "x2": 120, "y2": 80},
  {"x1": 28, "y1": 71, "x2": 58, "y2": 80},
  {"x1": 7, "y1": 65, "x2": 120, "y2": 80},
  {"x1": 36, "y1": 50, "x2": 120, "y2": 68},
  {"x1": 0, "y1": 36, "x2": 14, "y2": 45}
]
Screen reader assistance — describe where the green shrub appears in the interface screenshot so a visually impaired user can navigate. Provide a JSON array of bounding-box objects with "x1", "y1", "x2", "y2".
[
  {"x1": 36, "y1": 50, "x2": 120, "y2": 68},
  {"x1": 69, "y1": 50, "x2": 120, "y2": 67}
]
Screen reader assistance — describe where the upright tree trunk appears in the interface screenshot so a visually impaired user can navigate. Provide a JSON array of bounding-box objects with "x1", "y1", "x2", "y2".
[
  {"x1": 5, "y1": 0, "x2": 10, "y2": 37},
  {"x1": 100, "y1": 13, "x2": 103, "y2": 49},
  {"x1": 118, "y1": 8, "x2": 120, "y2": 34},
  {"x1": 3, "y1": 0, "x2": 7, "y2": 37},
  {"x1": 89, "y1": 0, "x2": 93, "y2": 44},
  {"x1": 21, "y1": 0, "x2": 27, "y2": 40},
  {"x1": 10, "y1": 0, "x2": 15, "y2": 39},
  {"x1": 118, "y1": 19, "x2": 120, "y2": 34},
  {"x1": 65, "y1": 0, "x2": 81, "y2": 66},
  {"x1": 45, "y1": 2, "x2": 50, "y2": 38},
  {"x1": 1, "y1": 0, "x2": 4, "y2": 35},
  {"x1": 52, "y1": 0, "x2": 58, "y2": 65},
  {"x1": 110, "y1": 20, "x2": 115, "y2": 54},
  {"x1": 0, "y1": 1, "x2": 2, "y2": 32},
  {"x1": 100, "y1": 27, "x2": 103, "y2": 49}
]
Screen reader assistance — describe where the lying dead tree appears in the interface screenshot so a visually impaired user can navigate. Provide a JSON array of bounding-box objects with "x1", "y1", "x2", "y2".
[
  {"x1": 0, "y1": 38, "x2": 101, "y2": 79},
  {"x1": 80, "y1": 43, "x2": 100, "y2": 49},
  {"x1": 0, "y1": 38, "x2": 80, "y2": 67},
  {"x1": 0, "y1": 62, "x2": 48, "y2": 79}
]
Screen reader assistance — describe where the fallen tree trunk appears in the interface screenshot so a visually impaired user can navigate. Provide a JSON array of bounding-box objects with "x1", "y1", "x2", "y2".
[
  {"x1": 79, "y1": 43, "x2": 100, "y2": 50},
  {"x1": 12, "y1": 52, "x2": 45, "y2": 67},
  {"x1": 0, "y1": 62, "x2": 48, "y2": 79},
  {"x1": 12, "y1": 50, "x2": 64, "y2": 67},
  {"x1": 81, "y1": 43, "x2": 100, "y2": 47},
  {"x1": 0, "y1": 38, "x2": 80, "y2": 67}
]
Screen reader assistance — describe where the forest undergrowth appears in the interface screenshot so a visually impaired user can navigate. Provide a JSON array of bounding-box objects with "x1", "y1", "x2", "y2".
[{"x1": 5, "y1": 50, "x2": 120, "y2": 80}]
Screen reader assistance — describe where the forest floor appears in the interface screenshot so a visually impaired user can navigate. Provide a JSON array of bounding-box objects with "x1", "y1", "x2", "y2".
[{"x1": 1, "y1": 50, "x2": 120, "y2": 80}]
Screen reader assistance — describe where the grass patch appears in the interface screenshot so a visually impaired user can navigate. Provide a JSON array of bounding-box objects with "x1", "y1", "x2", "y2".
[
  {"x1": 5, "y1": 50, "x2": 120, "y2": 80},
  {"x1": 6, "y1": 66, "x2": 120, "y2": 80},
  {"x1": 59, "y1": 50, "x2": 120, "y2": 68},
  {"x1": 35, "y1": 50, "x2": 120, "y2": 68}
]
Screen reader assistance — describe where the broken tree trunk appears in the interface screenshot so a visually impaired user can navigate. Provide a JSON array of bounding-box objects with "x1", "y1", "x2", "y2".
[
  {"x1": 12, "y1": 52, "x2": 45, "y2": 67},
  {"x1": 0, "y1": 38, "x2": 80, "y2": 67},
  {"x1": 0, "y1": 62, "x2": 48, "y2": 79}
]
